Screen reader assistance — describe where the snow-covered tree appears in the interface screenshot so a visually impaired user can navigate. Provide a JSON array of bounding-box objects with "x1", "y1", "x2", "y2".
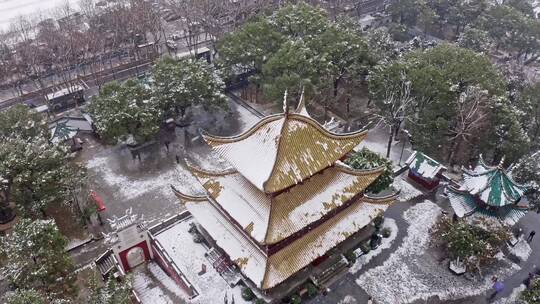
[
  {"x1": 434, "y1": 217, "x2": 510, "y2": 272},
  {"x1": 0, "y1": 104, "x2": 46, "y2": 140},
  {"x1": 372, "y1": 77, "x2": 416, "y2": 158},
  {"x1": 152, "y1": 56, "x2": 227, "y2": 118},
  {"x1": 5, "y1": 289, "x2": 45, "y2": 304},
  {"x1": 0, "y1": 219, "x2": 76, "y2": 299},
  {"x1": 87, "y1": 79, "x2": 162, "y2": 144},
  {"x1": 457, "y1": 26, "x2": 491, "y2": 53},
  {"x1": 217, "y1": 3, "x2": 372, "y2": 107},
  {"x1": 0, "y1": 136, "x2": 84, "y2": 217},
  {"x1": 511, "y1": 151, "x2": 540, "y2": 211},
  {"x1": 520, "y1": 277, "x2": 540, "y2": 303},
  {"x1": 88, "y1": 274, "x2": 132, "y2": 304}
]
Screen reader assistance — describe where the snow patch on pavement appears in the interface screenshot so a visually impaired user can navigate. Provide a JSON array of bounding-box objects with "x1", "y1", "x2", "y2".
[
  {"x1": 493, "y1": 284, "x2": 526, "y2": 304},
  {"x1": 393, "y1": 176, "x2": 423, "y2": 202},
  {"x1": 338, "y1": 295, "x2": 358, "y2": 303},
  {"x1": 86, "y1": 155, "x2": 201, "y2": 201},
  {"x1": 350, "y1": 218, "x2": 398, "y2": 274},
  {"x1": 133, "y1": 269, "x2": 173, "y2": 304},
  {"x1": 508, "y1": 239, "x2": 532, "y2": 262},
  {"x1": 356, "y1": 201, "x2": 521, "y2": 303},
  {"x1": 148, "y1": 263, "x2": 188, "y2": 301}
]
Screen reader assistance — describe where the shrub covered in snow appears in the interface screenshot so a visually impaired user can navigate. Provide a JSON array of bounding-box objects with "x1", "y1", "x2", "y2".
[
  {"x1": 306, "y1": 282, "x2": 318, "y2": 298},
  {"x1": 346, "y1": 148, "x2": 394, "y2": 193},
  {"x1": 520, "y1": 278, "x2": 540, "y2": 303},
  {"x1": 345, "y1": 250, "x2": 357, "y2": 263},
  {"x1": 382, "y1": 227, "x2": 392, "y2": 238},
  {"x1": 360, "y1": 241, "x2": 371, "y2": 254},
  {"x1": 242, "y1": 287, "x2": 255, "y2": 301},
  {"x1": 373, "y1": 215, "x2": 384, "y2": 229},
  {"x1": 289, "y1": 294, "x2": 302, "y2": 304},
  {"x1": 433, "y1": 217, "x2": 511, "y2": 272}
]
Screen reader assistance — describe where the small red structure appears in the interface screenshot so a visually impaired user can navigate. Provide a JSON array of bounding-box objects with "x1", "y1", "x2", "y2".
[{"x1": 90, "y1": 190, "x2": 106, "y2": 211}]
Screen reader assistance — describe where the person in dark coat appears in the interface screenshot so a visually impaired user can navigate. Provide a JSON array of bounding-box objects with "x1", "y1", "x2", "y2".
[{"x1": 527, "y1": 230, "x2": 536, "y2": 242}]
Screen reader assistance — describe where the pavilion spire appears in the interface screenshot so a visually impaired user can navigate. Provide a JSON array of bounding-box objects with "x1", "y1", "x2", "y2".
[{"x1": 282, "y1": 89, "x2": 288, "y2": 115}]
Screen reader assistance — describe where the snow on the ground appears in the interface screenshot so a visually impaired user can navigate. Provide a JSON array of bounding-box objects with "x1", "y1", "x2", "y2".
[
  {"x1": 231, "y1": 100, "x2": 260, "y2": 131},
  {"x1": 356, "y1": 201, "x2": 521, "y2": 304},
  {"x1": 357, "y1": 123, "x2": 413, "y2": 167},
  {"x1": 148, "y1": 263, "x2": 188, "y2": 301},
  {"x1": 65, "y1": 237, "x2": 92, "y2": 251},
  {"x1": 86, "y1": 155, "x2": 201, "y2": 201},
  {"x1": 338, "y1": 295, "x2": 358, "y2": 304},
  {"x1": 153, "y1": 218, "x2": 250, "y2": 304},
  {"x1": 350, "y1": 218, "x2": 398, "y2": 274},
  {"x1": 133, "y1": 269, "x2": 173, "y2": 304},
  {"x1": 393, "y1": 176, "x2": 423, "y2": 202},
  {"x1": 493, "y1": 284, "x2": 526, "y2": 304},
  {"x1": 187, "y1": 150, "x2": 232, "y2": 172},
  {"x1": 508, "y1": 239, "x2": 532, "y2": 262}
]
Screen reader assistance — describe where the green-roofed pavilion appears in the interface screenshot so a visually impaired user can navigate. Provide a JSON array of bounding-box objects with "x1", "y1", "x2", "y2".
[{"x1": 446, "y1": 156, "x2": 529, "y2": 226}]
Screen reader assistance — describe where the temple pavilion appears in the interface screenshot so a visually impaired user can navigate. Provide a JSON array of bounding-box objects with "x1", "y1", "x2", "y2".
[
  {"x1": 446, "y1": 156, "x2": 528, "y2": 226},
  {"x1": 173, "y1": 94, "x2": 395, "y2": 292}
]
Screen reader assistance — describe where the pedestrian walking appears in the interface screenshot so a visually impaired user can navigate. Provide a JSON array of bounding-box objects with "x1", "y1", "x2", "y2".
[
  {"x1": 488, "y1": 276, "x2": 504, "y2": 300},
  {"x1": 367, "y1": 296, "x2": 374, "y2": 304},
  {"x1": 527, "y1": 230, "x2": 536, "y2": 242},
  {"x1": 526, "y1": 272, "x2": 536, "y2": 288}
]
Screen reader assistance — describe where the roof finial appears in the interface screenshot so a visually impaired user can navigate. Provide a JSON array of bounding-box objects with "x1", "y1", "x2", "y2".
[
  {"x1": 498, "y1": 156, "x2": 505, "y2": 169},
  {"x1": 298, "y1": 86, "x2": 305, "y2": 107},
  {"x1": 283, "y1": 89, "x2": 289, "y2": 115}
]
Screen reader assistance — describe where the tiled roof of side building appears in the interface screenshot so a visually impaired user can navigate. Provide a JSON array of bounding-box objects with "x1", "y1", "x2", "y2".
[
  {"x1": 202, "y1": 113, "x2": 368, "y2": 194},
  {"x1": 183, "y1": 161, "x2": 384, "y2": 245},
  {"x1": 178, "y1": 195, "x2": 393, "y2": 290},
  {"x1": 405, "y1": 151, "x2": 447, "y2": 180}
]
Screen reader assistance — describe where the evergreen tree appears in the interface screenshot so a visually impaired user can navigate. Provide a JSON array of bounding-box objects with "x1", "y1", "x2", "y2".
[
  {"x1": 6, "y1": 289, "x2": 45, "y2": 304},
  {"x1": 152, "y1": 57, "x2": 227, "y2": 118},
  {"x1": 87, "y1": 79, "x2": 162, "y2": 144},
  {"x1": 0, "y1": 136, "x2": 84, "y2": 217},
  {"x1": 0, "y1": 219, "x2": 77, "y2": 299},
  {"x1": 0, "y1": 104, "x2": 46, "y2": 140},
  {"x1": 512, "y1": 151, "x2": 540, "y2": 211},
  {"x1": 217, "y1": 3, "x2": 372, "y2": 106},
  {"x1": 88, "y1": 274, "x2": 132, "y2": 304}
]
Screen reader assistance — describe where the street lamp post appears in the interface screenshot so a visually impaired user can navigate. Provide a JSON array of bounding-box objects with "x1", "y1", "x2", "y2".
[{"x1": 399, "y1": 129, "x2": 411, "y2": 166}]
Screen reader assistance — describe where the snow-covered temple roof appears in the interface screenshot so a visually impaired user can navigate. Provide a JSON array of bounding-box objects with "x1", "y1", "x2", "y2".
[
  {"x1": 180, "y1": 195, "x2": 389, "y2": 290},
  {"x1": 202, "y1": 113, "x2": 368, "y2": 193},
  {"x1": 460, "y1": 156, "x2": 527, "y2": 207},
  {"x1": 405, "y1": 151, "x2": 446, "y2": 180},
  {"x1": 172, "y1": 93, "x2": 397, "y2": 291},
  {"x1": 182, "y1": 161, "x2": 383, "y2": 245}
]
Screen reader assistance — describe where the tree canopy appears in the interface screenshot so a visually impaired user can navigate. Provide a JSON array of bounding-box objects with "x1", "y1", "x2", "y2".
[
  {"x1": 217, "y1": 3, "x2": 373, "y2": 105},
  {"x1": 87, "y1": 79, "x2": 161, "y2": 144},
  {"x1": 0, "y1": 136, "x2": 83, "y2": 217},
  {"x1": 434, "y1": 216, "x2": 510, "y2": 271},
  {"x1": 5, "y1": 289, "x2": 45, "y2": 304},
  {"x1": 0, "y1": 219, "x2": 76, "y2": 299},
  {"x1": 152, "y1": 56, "x2": 227, "y2": 117},
  {"x1": 369, "y1": 43, "x2": 527, "y2": 165},
  {"x1": 88, "y1": 275, "x2": 132, "y2": 304}
]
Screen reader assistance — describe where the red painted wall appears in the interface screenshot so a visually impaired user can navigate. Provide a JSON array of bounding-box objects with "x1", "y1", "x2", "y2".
[
  {"x1": 151, "y1": 242, "x2": 195, "y2": 297},
  {"x1": 118, "y1": 241, "x2": 151, "y2": 272}
]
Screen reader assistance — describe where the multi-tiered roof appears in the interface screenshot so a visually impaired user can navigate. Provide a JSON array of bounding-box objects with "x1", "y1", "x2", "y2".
[
  {"x1": 447, "y1": 156, "x2": 528, "y2": 225},
  {"x1": 173, "y1": 97, "x2": 395, "y2": 290}
]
